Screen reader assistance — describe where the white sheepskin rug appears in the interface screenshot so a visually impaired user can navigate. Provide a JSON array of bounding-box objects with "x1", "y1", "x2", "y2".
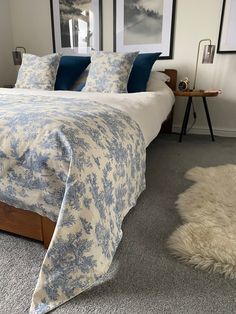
[{"x1": 167, "y1": 164, "x2": 236, "y2": 279}]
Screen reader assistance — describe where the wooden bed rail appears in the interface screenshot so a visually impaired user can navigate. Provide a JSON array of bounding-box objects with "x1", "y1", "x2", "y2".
[{"x1": 0, "y1": 202, "x2": 55, "y2": 248}]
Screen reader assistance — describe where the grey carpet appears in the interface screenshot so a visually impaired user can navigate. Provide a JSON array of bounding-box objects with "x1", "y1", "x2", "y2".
[{"x1": 1, "y1": 134, "x2": 236, "y2": 314}]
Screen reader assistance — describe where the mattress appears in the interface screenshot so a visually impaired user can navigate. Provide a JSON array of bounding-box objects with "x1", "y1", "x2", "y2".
[{"x1": 0, "y1": 83, "x2": 174, "y2": 147}]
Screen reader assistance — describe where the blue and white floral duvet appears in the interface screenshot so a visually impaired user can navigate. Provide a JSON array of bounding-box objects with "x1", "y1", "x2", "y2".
[{"x1": 0, "y1": 90, "x2": 146, "y2": 313}]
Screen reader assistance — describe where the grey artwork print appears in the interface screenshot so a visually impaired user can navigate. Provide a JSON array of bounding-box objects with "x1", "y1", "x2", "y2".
[
  {"x1": 59, "y1": 0, "x2": 92, "y2": 49},
  {"x1": 115, "y1": 0, "x2": 175, "y2": 58},
  {"x1": 124, "y1": 0, "x2": 164, "y2": 45},
  {"x1": 51, "y1": 0, "x2": 102, "y2": 54}
]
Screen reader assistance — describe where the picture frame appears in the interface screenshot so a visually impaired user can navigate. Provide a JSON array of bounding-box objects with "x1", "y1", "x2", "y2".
[
  {"x1": 217, "y1": 0, "x2": 236, "y2": 53},
  {"x1": 113, "y1": 0, "x2": 176, "y2": 59},
  {"x1": 50, "y1": 0, "x2": 102, "y2": 55}
]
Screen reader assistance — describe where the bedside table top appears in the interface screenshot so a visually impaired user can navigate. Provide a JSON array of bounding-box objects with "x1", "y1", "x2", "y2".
[{"x1": 174, "y1": 90, "x2": 219, "y2": 97}]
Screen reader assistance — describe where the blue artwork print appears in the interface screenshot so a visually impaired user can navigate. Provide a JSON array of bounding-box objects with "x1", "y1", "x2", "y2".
[{"x1": 0, "y1": 92, "x2": 146, "y2": 313}]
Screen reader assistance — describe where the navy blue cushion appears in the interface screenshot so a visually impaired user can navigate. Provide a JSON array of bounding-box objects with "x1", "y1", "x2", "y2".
[
  {"x1": 55, "y1": 56, "x2": 91, "y2": 90},
  {"x1": 128, "y1": 52, "x2": 161, "y2": 93}
]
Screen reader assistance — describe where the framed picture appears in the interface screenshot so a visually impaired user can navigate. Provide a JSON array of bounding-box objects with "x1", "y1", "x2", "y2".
[
  {"x1": 113, "y1": 0, "x2": 176, "y2": 59},
  {"x1": 50, "y1": 0, "x2": 102, "y2": 55},
  {"x1": 217, "y1": 0, "x2": 236, "y2": 53}
]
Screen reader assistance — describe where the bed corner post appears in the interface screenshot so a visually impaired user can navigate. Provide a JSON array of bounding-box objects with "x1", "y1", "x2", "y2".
[{"x1": 41, "y1": 217, "x2": 56, "y2": 249}]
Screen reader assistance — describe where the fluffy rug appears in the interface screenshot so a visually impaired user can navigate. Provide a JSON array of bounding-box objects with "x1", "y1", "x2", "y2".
[{"x1": 167, "y1": 164, "x2": 236, "y2": 279}]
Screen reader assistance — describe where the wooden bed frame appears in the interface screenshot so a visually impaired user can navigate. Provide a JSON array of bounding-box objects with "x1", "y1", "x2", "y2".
[
  {"x1": 0, "y1": 69, "x2": 177, "y2": 249},
  {"x1": 160, "y1": 69, "x2": 177, "y2": 133}
]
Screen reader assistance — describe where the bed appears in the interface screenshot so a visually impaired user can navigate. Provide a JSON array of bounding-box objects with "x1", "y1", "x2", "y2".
[
  {"x1": 0, "y1": 69, "x2": 176, "y2": 249},
  {"x1": 0, "y1": 68, "x2": 176, "y2": 313}
]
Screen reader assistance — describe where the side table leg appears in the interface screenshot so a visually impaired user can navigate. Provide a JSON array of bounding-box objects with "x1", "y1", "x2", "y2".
[
  {"x1": 183, "y1": 97, "x2": 192, "y2": 135},
  {"x1": 202, "y1": 97, "x2": 215, "y2": 141},
  {"x1": 179, "y1": 97, "x2": 192, "y2": 142}
]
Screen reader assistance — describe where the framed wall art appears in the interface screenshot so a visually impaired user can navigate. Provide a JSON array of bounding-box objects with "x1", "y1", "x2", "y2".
[
  {"x1": 113, "y1": 0, "x2": 176, "y2": 59},
  {"x1": 50, "y1": 0, "x2": 102, "y2": 55},
  {"x1": 217, "y1": 0, "x2": 236, "y2": 53}
]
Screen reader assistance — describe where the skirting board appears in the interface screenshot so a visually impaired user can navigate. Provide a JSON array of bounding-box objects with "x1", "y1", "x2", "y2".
[{"x1": 173, "y1": 126, "x2": 236, "y2": 138}]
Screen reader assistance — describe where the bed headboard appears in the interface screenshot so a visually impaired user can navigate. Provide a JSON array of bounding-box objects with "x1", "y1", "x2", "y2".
[{"x1": 161, "y1": 69, "x2": 177, "y2": 92}]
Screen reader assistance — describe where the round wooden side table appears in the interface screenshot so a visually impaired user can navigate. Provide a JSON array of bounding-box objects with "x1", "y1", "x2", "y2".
[{"x1": 174, "y1": 90, "x2": 219, "y2": 142}]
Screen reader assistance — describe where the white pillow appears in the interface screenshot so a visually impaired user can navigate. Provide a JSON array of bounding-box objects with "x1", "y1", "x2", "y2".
[
  {"x1": 71, "y1": 66, "x2": 90, "y2": 91},
  {"x1": 146, "y1": 71, "x2": 170, "y2": 91},
  {"x1": 15, "y1": 53, "x2": 61, "y2": 90},
  {"x1": 156, "y1": 71, "x2": 170, "y2": 82}
]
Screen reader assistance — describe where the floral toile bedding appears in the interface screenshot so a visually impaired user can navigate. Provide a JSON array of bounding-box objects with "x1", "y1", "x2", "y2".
[{"x1": 0, "y1": 92, "x2": 146, "y2": 313}]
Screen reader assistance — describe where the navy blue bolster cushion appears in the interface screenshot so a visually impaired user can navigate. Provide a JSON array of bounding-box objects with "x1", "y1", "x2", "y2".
[
  {"x1": 128, "y1": 52, "x2": 161, "y2": 93},
  {"x1": 55, "y1": 56, "x2": 91, "y2": 90}
]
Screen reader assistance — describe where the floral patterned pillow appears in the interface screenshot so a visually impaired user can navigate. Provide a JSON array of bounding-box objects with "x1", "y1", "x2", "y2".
[
  {"x1": 82, "y1": 51, "x2": 139, "y2": 93},
  {"x1": 15, "y1": 53, "x2": 61, "y2": 90}
]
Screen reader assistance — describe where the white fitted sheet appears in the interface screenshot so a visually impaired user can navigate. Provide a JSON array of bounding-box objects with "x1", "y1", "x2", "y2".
[{"x1": 0, "y1": 84, "x2": 175, "y2": 147}]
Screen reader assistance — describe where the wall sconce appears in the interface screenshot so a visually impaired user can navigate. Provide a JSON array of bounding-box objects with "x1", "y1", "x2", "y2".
[
  {"x1": 12, "y1": 47, "x2": 26, "y2": 65},
  {"x1": 193, "y1": 39, "x2": 215, "y2": 90}
]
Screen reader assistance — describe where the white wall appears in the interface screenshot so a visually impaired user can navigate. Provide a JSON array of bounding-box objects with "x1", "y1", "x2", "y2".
[
  {"x1": 162, "y1": 0, "x2": 236, "y2": 136},
  {"x1": 5, "y1": 0, "x2": 236, "y2": 136},
  {"x1": 10, "y1": 0, "x2": 53, "y2": 56},
  {"x1": 104, "y1": 0, "x2": 236, "y2": 137},
  {"x1": 0, "y1": 0, "x2": 16, "y2": 86}
]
